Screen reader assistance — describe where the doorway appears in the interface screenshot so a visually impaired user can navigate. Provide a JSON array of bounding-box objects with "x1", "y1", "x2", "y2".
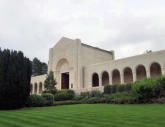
[{"x1": 61, "y1": 72, "x2": 69, "y2": 89}]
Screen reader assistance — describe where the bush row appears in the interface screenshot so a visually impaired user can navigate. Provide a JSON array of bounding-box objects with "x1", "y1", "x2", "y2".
[
  {"x1": 74, "y1": 76, "x2": 165, "y2": 104},
  {"x1": 26, "y1": 93, "x2": 54, "y2": 107},
  {"x1": 27, "y1": 76, "x2": 165, "y2": 107},
  {"x1": 104, "y1": 84, "x2": 131, "y2": 94},
  {"x1": 76, "y1": 91, "x2": 138, "y2": 104},
  {"x1": 26, "y1": 89, "x2": 75, "y2": 107},
  {"x1": 27, "y1": 92, "x2": 165, "y2": 107},
  {"x1": 54, "y1": 90, "x2": 75, "y2": 101},
  {"x1": 54, "y1": 100, "x2": 81, "y2": 106}
]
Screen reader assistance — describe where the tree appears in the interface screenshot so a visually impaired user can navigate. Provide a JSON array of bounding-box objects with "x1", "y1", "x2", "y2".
[
  {"x1": 32, "y1": 57, "x2": 48, "y2": 76},
  {"x1": 44, "y1": 71, "x2": 57, "y2": 94},
  {"x1": 42, "y1": 63, "x2": 48, "y2": 74},
  {"x1": 0, "y1": 49, "x2": 32, "y2": 109}
]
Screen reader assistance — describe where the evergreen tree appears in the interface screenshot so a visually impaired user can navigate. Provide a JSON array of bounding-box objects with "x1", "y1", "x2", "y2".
[
  {"x1": 42, "y1": 63, "x2": 48, "y2": 74},
  {"x1": 0, "y1": 49, "x2": 32, "y2": 109},
  {"x1": 32, "y1": 57, "x2": 47, "y2": 76},
  {"x1": 44, "y1": 71, "x2": 57, "y2": 92}
]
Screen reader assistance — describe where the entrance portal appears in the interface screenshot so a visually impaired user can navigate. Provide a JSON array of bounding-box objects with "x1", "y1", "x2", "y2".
[{"x1": 61, "y1": 72, "x2": 69, "y2": 89}]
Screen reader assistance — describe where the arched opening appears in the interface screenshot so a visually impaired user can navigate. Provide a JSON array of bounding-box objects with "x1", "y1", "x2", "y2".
[
  {"x1": 124, "y1": 67, "x2": 133, "y2": 84},
  {"x1": 56, "y1": 58, "x2": 70, "y2": 89},
  {"x1": 39, "y1": 82, "x2": 43, "y2": 94},
  {"x1": 34, "y1": 83, "x2": 37, "y2": 94},
  {"x1": 92, "y1": 73, "x2": 99, "y2": 87},
  {"x1": 30, "y1": 84, "x2": 33, "y2": 94},
  {"x1": 102, "y1": 71, "x2": 109, "y2": 86},
  {"x1": 136, "y1": 65, "x2": 147, "y2": 81},
  {"x1": 112, "y1": 69, "x2": 121, "y2": 85},
  {"x1": 150, "y1": 62, "x2": 162, "y2": 78}
]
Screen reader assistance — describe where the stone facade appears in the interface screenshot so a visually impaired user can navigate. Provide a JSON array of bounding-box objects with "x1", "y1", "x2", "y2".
[{"x1": 31, "y1": 37, "x2": 165, "y2": 94}]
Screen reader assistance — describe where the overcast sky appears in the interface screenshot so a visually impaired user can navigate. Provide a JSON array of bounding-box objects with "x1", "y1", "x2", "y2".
[{"x1": 0, "y1": 0, "x2": 165, "y2": 63}]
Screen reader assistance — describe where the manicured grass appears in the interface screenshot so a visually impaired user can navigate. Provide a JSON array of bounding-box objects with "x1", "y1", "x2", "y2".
[{"x1": 0, "y1": 104, "x2": 165, "y2": 127}]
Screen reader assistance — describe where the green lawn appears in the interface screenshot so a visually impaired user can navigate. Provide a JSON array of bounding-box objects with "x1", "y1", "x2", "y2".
[{"x1": 0, "y1": 104, "x2": 165, "y2": 127}]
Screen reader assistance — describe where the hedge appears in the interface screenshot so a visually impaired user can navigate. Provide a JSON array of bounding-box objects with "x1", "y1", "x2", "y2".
[
  {"x1": 54, "y1": 90, "x2": 75, "y2": 101},
  {"x1": 54, "y1": 100, "x2": 81, "y2": 106},
  {"x1": 42, "y1": 93, "x2": 54, "y2": 106},
  {"x1": 26, "y1": 94, "x2": 46, "y2": 107}
]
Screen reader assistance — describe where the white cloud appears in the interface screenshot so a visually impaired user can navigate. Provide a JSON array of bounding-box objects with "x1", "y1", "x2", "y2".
[
  {"x1": 115, "y1": 41, "x2": 153, "y2": 59},
  {"x1": 0, "y1": 0, "x2": 165, "y2": 62}
]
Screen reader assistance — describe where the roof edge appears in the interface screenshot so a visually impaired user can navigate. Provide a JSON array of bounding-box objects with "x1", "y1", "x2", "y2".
[{"x1": 81, "y1": 43, "x2": 114, "y2": 54}]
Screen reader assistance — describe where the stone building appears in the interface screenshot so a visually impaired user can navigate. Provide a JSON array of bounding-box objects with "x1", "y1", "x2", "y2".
[{"x1": 31, "y1": 37, "x2": 165, "y2": 94}]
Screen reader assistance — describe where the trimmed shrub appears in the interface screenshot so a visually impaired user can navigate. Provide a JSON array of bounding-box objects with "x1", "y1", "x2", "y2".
[
  {"x1": 73, "y1": 95, "x2": 85, "y2": 101},
  {"x1": 117, "y1": 85, "x2": 125, "y2": 92},
  {"x1": 125, "y1": 84, "x2": 132, "y2": 91},
  {"x1": 42, "y1": 93, "x2": 54, "y2": 106},
  {"x1": 111, "y1": 91, "x2": 138, "y2": 104},
  {"x1": 42, "y1": 88, "x2": 57, "y2": 95},
  {"x1": 111, "y1": 85, "x2": 118, "y2": 93},
  {"x1": 76, "y1": 90, "x2": 102, "y2": 100},
  {"x1": 54, "y1": 91, "x2": 67, "y2": 101},
  {"x1": 80, "y1": 92, "x2": 90, "y2": 98},
  {"x1": 86, "y1": 97, "x2": 104, "y2": 104},
  {"x1": 26, "y1": 94, "x2": 46, "y2": 107},
  {"x1": 155, "y1": 97, "x2": 165, "y2": 104},
  {"x1": 104, "y1": 84, "x2": 132, "y2": 95},
  {"x1": 89, "y1": 90, "x2": 103, "y2": 98},
  {"x1": 67, "y1": 90, "x2": 75, "y2": 99},
  {"x1": 54, "y1": 90, "x2": 75, "y2": 101},
  {"x1": 54, "y1": 90, "x2": 67, "y2": 101},
  {"x1": 103, "y1": 94, "x2": 114, "y2": 103},
  {"x1": 104, "y1": 85, "x2": 111, "y2": 94},
  {"x1": 54, "y1": 100, "x2": 81, "y2": 106}
]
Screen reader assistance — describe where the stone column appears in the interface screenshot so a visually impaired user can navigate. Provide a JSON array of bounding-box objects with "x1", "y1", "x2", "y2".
[
  {"x1": 145, "y1": 65, "x2": 150, "y2": 78},
  {"x1": 120, "y1": 72, "x2": 124, "y2": 84},
  {"x1": 37, "y1": 83, "x2": 39, "y2": 95},
  {"x1": 133, "y1": 71, "x2": 137, "y2": 82},
  {"x1": 161, "y1": 67, "x2": 165, "y2": 75},
  {"x1": 109, "y1": 76, "x2": 112, "y2": 85},
  {"x1": 99, "y1": 73, "x2": 102, "y2": 87},
  {"x1": 32, "y1": 84, "x2": 35, "y2": 94},
  {"x1": 76, "y1": 39, "x2": 82, "y2": 89},
  {"x1": 146, "y1": 70, "x2": 151, "y2": 78},
  {"x1": 42, "y1": 83, "x2": 45, "y2": 92},
  {"x1": 109, "y1": 71, "x2": 112, "y2": 85}
]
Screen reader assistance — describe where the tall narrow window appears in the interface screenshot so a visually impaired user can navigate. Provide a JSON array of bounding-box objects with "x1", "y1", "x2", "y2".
[{"x1": 92, "y1": 73, "x2": 99, "y2": 87}]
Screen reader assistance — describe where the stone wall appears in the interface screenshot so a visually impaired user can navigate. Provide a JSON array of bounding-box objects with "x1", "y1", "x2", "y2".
[{"x1": 84, "y1": 50, "x2": 165, "y2": 91}]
